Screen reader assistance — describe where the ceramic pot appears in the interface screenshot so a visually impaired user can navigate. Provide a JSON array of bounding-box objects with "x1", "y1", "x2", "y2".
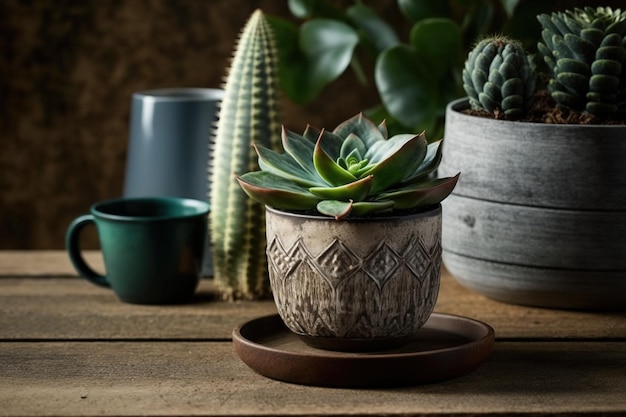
[
  {"x1": 264, "y1": 205, "x2": 442, "y2": 351},
  {"x1": 438, "y1": 98, "x2": 626, "y2": 310}
]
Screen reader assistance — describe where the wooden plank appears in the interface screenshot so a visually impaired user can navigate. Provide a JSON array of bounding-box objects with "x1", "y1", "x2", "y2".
[
  {"x1": 0, "y1": 341, "x2": 624, "y2": 416},
  {"x1": 1, "y1": 276, "x2": 625, "y2": 340},
  {"x1": 0, "y1": 278, "x2": 276, "y2": 340},
  {"x1": 0, "y1": 251, "x2": 103, "y2": 277}
]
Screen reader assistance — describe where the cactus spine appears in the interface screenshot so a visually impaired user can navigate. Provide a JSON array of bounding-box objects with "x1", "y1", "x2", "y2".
[
  {"x1": 208, "y1": 9, "x2": 281, "y2": 300},
  {"x1": 463, "y1": 35, "x2": 537, "y2": 118}
]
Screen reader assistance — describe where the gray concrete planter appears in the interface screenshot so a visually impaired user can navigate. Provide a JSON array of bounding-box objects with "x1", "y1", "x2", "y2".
[
  {"x1": 265, "y1": 205, "x2": 442, "y2": 351},
  {"x1": 438, "y1": 98, "x2": 626, "y2": 310}
]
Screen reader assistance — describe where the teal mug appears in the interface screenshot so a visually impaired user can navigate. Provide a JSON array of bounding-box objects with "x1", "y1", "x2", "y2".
[{"x1": 66, "y1": 197, "x2": 210, "y2": 304}]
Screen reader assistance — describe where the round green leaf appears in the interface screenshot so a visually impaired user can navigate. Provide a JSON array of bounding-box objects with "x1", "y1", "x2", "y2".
[
  {"x1": 300, "y1": 19, "x2": 359, "y2": 99},
  {"x1": 267, "y1": 16, "x2": 310, "y2": 104},
  {"x1": 409, "y1": 18, "x2": 462, "y2": 75},
  {"x1": 316, "y1": 200, "x2": 353, "y2": 220},
  {"x1": 346, "y1": 3, "x2": 400, "y2": 53},
  {"x1": 288, "y1": 0, "x2": 315, "y2": 18},
  {"x1": 375, "y1": 45, "x2": 438, "y2": 129},
  {"x1": 398, "y1": 0, "x2": 447, "y2": 22}
]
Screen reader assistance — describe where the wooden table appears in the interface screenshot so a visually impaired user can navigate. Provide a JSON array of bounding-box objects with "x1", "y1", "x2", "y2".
[{"x1": 1, "y1": 251, "x2": 625, "y2": 416}]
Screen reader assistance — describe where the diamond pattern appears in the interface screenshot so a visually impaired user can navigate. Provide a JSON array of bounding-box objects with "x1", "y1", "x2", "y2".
[
  {"x1": 266, "y1": 237, "x2": 294, "y2": 280},
  {"x1": 404, "y1": 235, "x2": 441, "y2": 281},
  {"x1": 267, "y1": 224, "x2": 442, "y2": 339},
  {"x1": 363, "y1": 241, "x2": 401, "y2": 289},
  {"x1": 313, "y1": 239, "x2": 360, "y2": 290},
  {"x1": 267, "y1": 237, "x2": 315, "y2": 280}
]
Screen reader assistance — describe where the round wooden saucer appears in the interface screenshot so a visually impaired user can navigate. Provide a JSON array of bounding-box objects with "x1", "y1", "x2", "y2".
[{"x1": 232, "y1": 313, "x2": 495, "y2": 388}]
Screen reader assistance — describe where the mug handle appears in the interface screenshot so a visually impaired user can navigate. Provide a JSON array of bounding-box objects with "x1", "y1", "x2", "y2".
[{"x1": 65, "y1": 214, "x2": 110, "y2": 288}]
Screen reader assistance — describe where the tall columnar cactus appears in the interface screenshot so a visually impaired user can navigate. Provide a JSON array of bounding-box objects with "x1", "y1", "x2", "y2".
[
  {"x1": 537, "y1": 7, "x2": 626, "y2": 118},
  {"x1": 462, "y1": 35, "x2": 537, "y2": 118},
  {"x1": 208, "y1": 9, "x2": 281, "y2": 300}
]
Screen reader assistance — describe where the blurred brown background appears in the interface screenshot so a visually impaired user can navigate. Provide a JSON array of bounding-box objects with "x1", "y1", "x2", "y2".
[
  {"x1": 0, "y1": 0, "x2": 390, "y2": 249},
  {"x1": 1, "y1": 1, "x2": 618, "y2": 249}
]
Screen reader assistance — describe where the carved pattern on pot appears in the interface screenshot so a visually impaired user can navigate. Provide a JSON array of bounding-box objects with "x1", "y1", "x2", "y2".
[{"x1": 267, "y1": 233, "x2": 442, "y2": 339}]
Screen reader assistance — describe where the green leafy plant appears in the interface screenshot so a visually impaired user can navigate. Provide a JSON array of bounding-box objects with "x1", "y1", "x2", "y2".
[
  {"x1": 236, "y1": 113, "x2": 459, "y2": 220},
  {"x1": 269, "y1": 0, "x2": 555, "y2": 136},
  {"x1": 463, "y1": 35, "x2": 537, "y2": 118},
  {"x1": 209, "y1": 10, "x2": 281, "y2": 300},
  {"x1": 537, "y1": 6, "x2": 626, "y2": 118}
]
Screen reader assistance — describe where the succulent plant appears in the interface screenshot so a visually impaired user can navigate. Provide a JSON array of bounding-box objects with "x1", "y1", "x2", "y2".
[
  {"x1": 208, "y1": 9, "x2": 281, "y2": 300},
  {"x1": 537, "y1": 7, "x2": 626, "y2": 118},
  {"x1": 462, "y1": 35, "x2": 537, "y2": 118},
  {"x1": 236, "y1": 113, "x2": 459, "y2": 220}
]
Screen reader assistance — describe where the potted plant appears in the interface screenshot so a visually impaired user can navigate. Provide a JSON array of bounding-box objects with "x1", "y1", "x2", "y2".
[
  {"x1": 268, "y1": 0, "x2": 554, "y2": 138},
  {"x1": 236, "y1": 112, "x2": 459, "y2": 351},
  {"x1": 438, "y1": 7, "x2": 626, "y2": 310}
]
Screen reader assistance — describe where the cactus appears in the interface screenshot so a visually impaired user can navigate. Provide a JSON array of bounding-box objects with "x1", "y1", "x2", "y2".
[
  {"x1": 462, "y1": 35, "x2": 537, "y2": 118},
  {"x1": 208, "y1": 9, "x2": 281, "y2": 300},
  {"x1": 537, "y1": 7, "x2": 626, "y2": 118}
]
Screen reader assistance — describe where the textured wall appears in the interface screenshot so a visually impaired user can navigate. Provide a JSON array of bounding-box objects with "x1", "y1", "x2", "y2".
[{"x1": 0, "y1": 0, "x2": 385, "y2": 249}]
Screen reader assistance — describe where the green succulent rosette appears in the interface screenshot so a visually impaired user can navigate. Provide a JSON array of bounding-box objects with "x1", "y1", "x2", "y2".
[{"x1": 237, "y1": 113, "x2": 459, "y2": 220}]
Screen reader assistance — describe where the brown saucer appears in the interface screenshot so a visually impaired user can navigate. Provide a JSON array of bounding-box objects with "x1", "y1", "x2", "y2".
[{"x1": 232, "y1": 313, "x2": 495, "y2": 388}]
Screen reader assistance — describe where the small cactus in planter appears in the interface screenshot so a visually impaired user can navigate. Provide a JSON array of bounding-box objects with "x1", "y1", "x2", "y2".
[
  {"x1": 237, "y1": 113, "x2": 459, "y2": 350},
  {"x1": 537, "y1": 6, "x2": 626, "y2": 118},
  {"x1": 462, "y1": 35, "x2": 537, "y2": 119},
  {"x1": 440, "y1": 6, "x2": 626, "y2": 311},
  {"x1": 237, "y1": 113, "x2": 459, "y2": 220}
]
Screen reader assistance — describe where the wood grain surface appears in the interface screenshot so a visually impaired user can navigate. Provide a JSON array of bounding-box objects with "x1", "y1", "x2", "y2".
[
  {"x1": 1, "y1": 251, "x2": 625, "y2": 416},
  {"x1": 1, "y1": 341, "x2": 625, "y2": 416}
]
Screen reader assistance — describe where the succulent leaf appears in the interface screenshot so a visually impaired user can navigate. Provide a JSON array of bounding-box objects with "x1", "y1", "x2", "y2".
[
  {"x1": 377, "y1": 120, "x2": 388, "y2": 138},
  {"x1": 581, "y1": 28, "x2": 604, "y2": 45},
  {"x1": 340, "y1": 133, "x2": 367, "y2": 163},
  {"x1": 377, "y1": 174, "x2": 460, "y2": 209},
  {"x1": 303, "y1": 125, "x2": 345, "y2": 158},
  {"x1": 333, "y1": 113, "x2": 386, "y2": 148},
  {"x1": 401, "y1": 139, "x2": 443, "y2": 183},
  {"x1": 564, "y1": 33, "x2": 594, "y2": 61},
  {"x1": 556, "y1": 58, "x2": 590, "y2": 75},
  {"x1": 237, "y1": 172, "x2": 321, "y2": 210},
  {"x1": 255, "y1": 144, "x2": 319, "y2": 188},
  {"x1": 281, "y1": 126, "x2": 324, "y2": 183},
  {"x1": 313, "y1": 136, "x2": 358, "y2": 186},
  {"x1": 350, "y1": 200, "x2": 395, "y2": 217},
  {"x1": 302, "y1": 124, "x2": 321, "y2": 143},
  {"x1": 537, "y1": 6, "x2": 626, "y2": 118},
  {"x1": 316, "y1": 200, "x2": 353, "y2": 220},
  {"x1": 309, "y1": 175, "x2": 373, "y2": 201},
  {"x1": 463, "y1": 35, "x2": 537, "y2": 118},
  {"x1": 363, "y1": 133, "x2": 427, "y2": 193},
  {"x1": 237, "y1": 113, "x2": 458, "y2": 219}
]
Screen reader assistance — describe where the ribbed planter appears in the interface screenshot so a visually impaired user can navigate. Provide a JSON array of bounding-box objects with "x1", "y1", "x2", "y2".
[
  {"x1": 265, "y1": 205, "x2": 442, "y2": 351},
  {"x1": 438, "y1": 98, "x2": 626, "y2": 310}
]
